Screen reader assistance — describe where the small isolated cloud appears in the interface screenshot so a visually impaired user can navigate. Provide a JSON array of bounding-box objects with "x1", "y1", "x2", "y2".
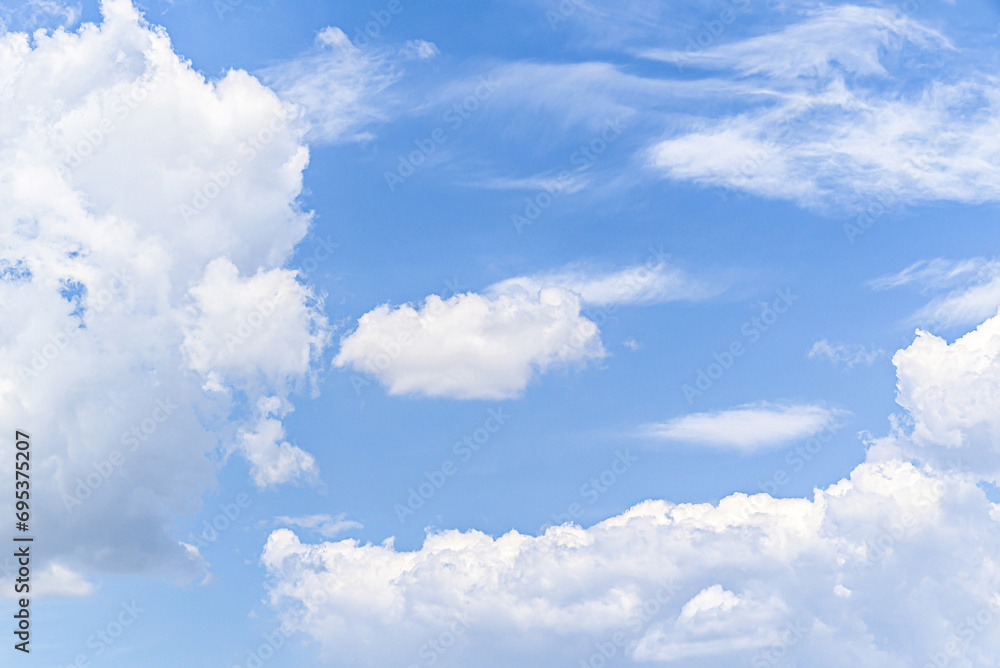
[
  {"x1": 642, "y1": 403, "x2": 841, "y2": 452},
  {"x1": 335, "y1": 260, "x2": 720, "y2": 399},
  {"x1": 334, "y1": 288, "x2": 604, "y2": 400},
  {"x1": 276, "y1": 513, "x2": 362, "y2": 539},
  {"x1": 808, "y1": 340, "x2": 885, "y2": 368},
  {"x1": 623, "y1": 337, "x2": 642, "y2": 351}
]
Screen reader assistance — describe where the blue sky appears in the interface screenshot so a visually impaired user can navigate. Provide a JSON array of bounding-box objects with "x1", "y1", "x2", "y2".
[{"x1": 3, "y1": 0, "x2": 1000, "y2": 666}]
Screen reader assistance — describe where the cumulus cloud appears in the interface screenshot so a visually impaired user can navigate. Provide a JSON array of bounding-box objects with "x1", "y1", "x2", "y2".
[
  {"x1": 0, "y1": 0, "x2": 362, "y2": 582},
  {"x1": 333, "y1": 287, "x2": 604, "y2": 400},
  {"x1": 808, "y1": 340, "x2": 885, "y2": 368},
  {"x1": 261, "y1": 457, "x2": 1000, "y2": 667},
  {"x1": 891, "y1": 314, "x2": 1000, "y2": 482},
  {"x1": 640, "y1": 403, "x2": 841, "y2": 452},
  {"x1": 334, "y1": 257, "x2": 724, "y2": 400}
]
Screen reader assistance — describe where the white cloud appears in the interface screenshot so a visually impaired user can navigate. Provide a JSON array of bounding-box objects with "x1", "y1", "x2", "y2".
[
  {"x1": 236, "y1": 397, "x2": 318, "y2": 488},
  {"x1": 276, "y1": 513, "x2": 363, "y2": 539},
  {"x1": 488, "y1": 259, "x2": 721, "y2": 307},
  {"x1": 872, "y1": 258, "x2": 1000, "y2": 329},
  {"x1": 0, "y1": 0, "x2": 358, "y2": 582},
  {"x1": 890, "y1": 313, "x2": 1000, "y2": 482},
  {"x1": 261, "y1": 457, "x2": 1000, "y2": 667},
  {"x1": 643, "y1": 5, "x2": 950, "y2": 78},
  {"x1": 645, "y1": 6, "x2": 1000, "y2": 207},
  {"x1": 1, "y1": 0, "x2": 81, "y2": 32},
  {"x1": 266, "y1": 306, "x2": 1000, "y2": 666},
  {"x1": 334, "y1": 259, "x2": 721, "y2": 400},
  {"x1": 869, "y1": 258, "x2": 988, "y2": 292},
  {"x1": 809, "y1": 340, "x2": 885, "y2": 368},
  {"x1": 641, "y1": 403, "x2": 840, "y2": 451},
  {"x1": 32, "y1": 563, "x2": 95, "y2": 597},
  {"x1": 334, "y1": 288, "x2": 604, "y2": 400},
  {"x1": 258, "y1": 26, "x2": 431, "y2": 144}
]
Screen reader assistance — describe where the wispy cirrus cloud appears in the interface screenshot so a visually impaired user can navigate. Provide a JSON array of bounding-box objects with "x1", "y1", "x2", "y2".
[
  {"x1": 258, "y1": 27, "x2": 438, "y2": 144},
  {"x1": 808, "y1": 340, "x2": 885, "y2": 368},
  {"x1": 873, "y1": 258, "x2": 1000, "y2": 329},
  {"x1": 276, "y1": 513, "x2": 362, "y2": 539}
]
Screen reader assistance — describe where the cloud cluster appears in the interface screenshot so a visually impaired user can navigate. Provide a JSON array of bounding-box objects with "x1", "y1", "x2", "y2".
[
  {"x1": 0, "y1": 0, "x2": 376, "y2": 586},
  {"x1": 268, "y1": 301, "x2": 1000, "y2": 665},
  {"x1": 262, "y1": 455, "x2": 1000, "y2": 667}
]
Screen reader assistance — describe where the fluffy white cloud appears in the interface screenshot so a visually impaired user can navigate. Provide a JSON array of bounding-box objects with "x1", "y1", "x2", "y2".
[
  {"x1": 892, "y1": 314, "x2": 1000, "y2": 482},
  {"x1": 642, "y1": 403, "x2": 841, "y2": 451},
  {"x1": 809, "y1": 340, "x2": 885, "y2": 368},
  {"x1": 261, "y1": 456, "x2": 1000, "y2": 667},
  {"x1": 0, "y1": 0, "x2": 360, "y2": 583},
  {"x1": 335, "y1": 259, "x2": 722, "y2": 400},
  {"x1": 334, "y1": 287, "x2": 604, "y2": 400}
]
